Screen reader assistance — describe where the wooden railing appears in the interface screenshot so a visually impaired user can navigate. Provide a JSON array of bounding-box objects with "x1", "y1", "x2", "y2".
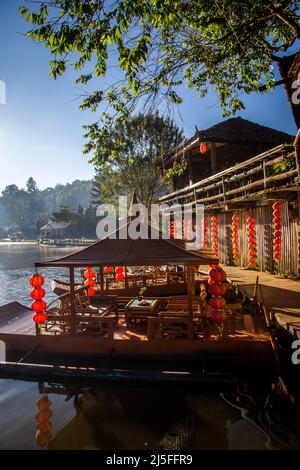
[{"x1": 159, "y1": 144, "x2": 299, "y2": 211}]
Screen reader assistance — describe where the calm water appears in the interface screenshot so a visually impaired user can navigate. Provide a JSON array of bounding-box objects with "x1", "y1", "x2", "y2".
[{"x1": 0, "y1": 243, "x2": 296, "y2": 450}]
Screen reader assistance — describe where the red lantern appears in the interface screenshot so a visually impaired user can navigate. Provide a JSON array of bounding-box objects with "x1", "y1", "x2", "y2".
[
  {"x1": 202, "y1": 218, "x2": 208, "y2": 250},
  {"x1": 33, "y1": 312, "x2": 47, "y2": 324},
  {"x1": 200, "y1": 142, "x2": 207, "y2": 154},
  {"x1": 84, "y1": 279, "x2": 95, "y2": 287},
  {"x1": 273, "y1": 210, "x2": 281, "y2": 217},
  {"x1": 30, "y1": 287, "x2": 45, "y2": 300},
  {"x1": 116, "y1": 273, "x2": 124, "y2": 282},
  {"x1": 104, "y1": 266, "x2": 111, "y2": 273},
  {"x1": 87, "y1": 287, "x2": 96, "y2": 296},
  {"x1": 272, "y1": 202, "x2": 281, "y2": 210},
  {"x1": 84, "y1": 269, "x2": 95, "y2": 279},
  {"x1": 210, "y1": 310, "x2": 224, "y2": 324},
  {"x1": 209, "y1": 268, "x2": 226, "y2": 283},
  {"x1": 209, "y1": 283, "x2": 226, "y2": 296},
  {"x1": 274, "y1": 230, "x2": 282, "y2": 238},
  {"x1": 29, "y1": 273, "x2": 45, "y2": 288},
  {"x1": 273, "y1": 244, "x2": 282, "y2": 253},
  {"x1": 115, "y1": 266, "x2": 124, "y2": 274},
  {"x1": 274, "y1": 237, "x2": 281, "y2": 245},
  {"x1": 31, "y1": 300, "x2": 46, "y2": 313},
  {"x1": 247, "y1": 217, "x2": 255, "y2": 224},
  {"x1": 273, "y1": 217, "x2": 281, "y2": 225},
  {"x1": 273, "y1": 252, "x2": 281, "y2": 260},
  {"x1": 209, "y1": 296, "x2": 226, "y2": 310},
  {"x1": 274, "y1": 223, "x2": 282, "y2": 231}
]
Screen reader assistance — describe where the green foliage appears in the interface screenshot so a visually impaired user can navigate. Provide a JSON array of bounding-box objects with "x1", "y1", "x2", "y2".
[
  {"x1": 88, "y1": 112, "x2": 184, "y2": 207},
  {"x1": 270, "y1": 156, "x2": 296, "y2": 175},
  {"x1": 20, "y1": 0, "x2": 300, "y2": 142},
  {"x1": 164, "y1": 159, "x2": 188, "y2": 180}
]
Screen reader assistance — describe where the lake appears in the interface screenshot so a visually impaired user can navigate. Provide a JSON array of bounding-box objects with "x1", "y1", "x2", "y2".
[{"x1": 0, "y1": 243, "x2": 291, "y2": 450}]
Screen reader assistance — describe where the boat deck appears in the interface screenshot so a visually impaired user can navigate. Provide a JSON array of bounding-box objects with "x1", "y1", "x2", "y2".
[
  {"x1": 219, "y1": 265, "x2": 300, "y2": 339},
  {"x1": 0, "y1": 300, "x2": 269, "y2": 343}
]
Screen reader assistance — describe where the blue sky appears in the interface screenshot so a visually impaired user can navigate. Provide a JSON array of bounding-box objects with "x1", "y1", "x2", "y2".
[{"x1": 0, "y1": 0, "x2": 298, "y2": 193}]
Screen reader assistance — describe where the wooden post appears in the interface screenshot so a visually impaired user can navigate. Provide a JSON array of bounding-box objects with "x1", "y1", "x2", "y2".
[
  {"x1": 210, "y1": 142, "x2": 217, "y2": 174},
  {"x1": 262, "y1": 160, "x2": 267, "y2": 189},
  {"x1": 188, "y1": 151, "x2": 193, "y2": 186},
  {"x1": 186, "y1": 265, "x2": 194, "y2": 339},
  {"x1": 125, "y1": 266, "x2": 129, "y2": 289},
  {"x1": 99, "y1": 266, "x2": 104, "y2": 294},
  {"x1": 69, "y1": 267, "x2": 76, "y2": 335}
]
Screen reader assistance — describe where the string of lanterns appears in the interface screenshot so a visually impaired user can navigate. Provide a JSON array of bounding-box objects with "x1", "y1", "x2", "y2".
[
  {"x1": 35, "y1": 395, "x2": 52, "y2": 448},
  {"x1": 202, "y1": 218, "x2": 208, "y2": 250},
  {"x1": 208, "y1": 266, "x2": 226, "y2": 333},
  {"x1": 232, "y1": 215, "x2": 240, "y2": 262},
  {"x1": 169, "y1": 220, "x2": 175, "y2": 238},
  {"x1": 247, "y1": 217, "x2": 257, "y2": 268},
  {"x1": 272, "y1": 202, "x2": 282, "y2": 261},
  {"x1": 29, "y1": 273, "x2": 47, "y2": 326},
  {"x1": 115, "y1": 266, "x2": 125, "y2": 282},
  {"x1": 211, "y1": 216, "x2": 219, "y2": 256},
  {"x1": 84, "y1": 266, "x2": 96, "y2": 296}
]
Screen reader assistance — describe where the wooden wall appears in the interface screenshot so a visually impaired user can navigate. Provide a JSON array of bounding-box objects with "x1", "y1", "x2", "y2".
[{"x1": 205, "y1": 199, "x2": 300, "y2": 276}]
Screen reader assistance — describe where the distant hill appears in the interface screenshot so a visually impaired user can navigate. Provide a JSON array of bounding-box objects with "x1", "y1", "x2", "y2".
[{"x1": 0, "y1": 178, "x2": 93, "y2": 233}]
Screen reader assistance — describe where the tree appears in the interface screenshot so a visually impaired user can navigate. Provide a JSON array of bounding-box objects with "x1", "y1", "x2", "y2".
[
  {"x1": 26, "y1": 177, "x2": 38, "y2": 195},
  {"x1": 21, "y1": 0, "x2": 300, "y2": 153},
  {"x1": 90, "y1": 112, "x2": 184, "y2": 208}
]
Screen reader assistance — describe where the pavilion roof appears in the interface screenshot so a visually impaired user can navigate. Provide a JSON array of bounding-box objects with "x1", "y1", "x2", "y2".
[{"x1": 35, "y1": 223, "x2": 218, "y2": 268}]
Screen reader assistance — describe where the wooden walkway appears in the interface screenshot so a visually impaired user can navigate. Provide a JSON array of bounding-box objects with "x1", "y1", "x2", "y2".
[{"x1": 219, "y1": 266, "x2": 300, "y2": 339}]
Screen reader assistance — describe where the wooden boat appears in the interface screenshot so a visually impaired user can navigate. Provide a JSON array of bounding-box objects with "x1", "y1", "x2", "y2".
[{"x1": 0, "y1": 223, "x2": 278, "y2": 386}]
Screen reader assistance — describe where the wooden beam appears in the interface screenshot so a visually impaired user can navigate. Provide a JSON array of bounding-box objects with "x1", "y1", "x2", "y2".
[
  {"x1": 186, "y1": 265, "x2": 194, "y2": 340},
  {"x1": 69, "y1": 267, "x2": 76, "y2": 335}
]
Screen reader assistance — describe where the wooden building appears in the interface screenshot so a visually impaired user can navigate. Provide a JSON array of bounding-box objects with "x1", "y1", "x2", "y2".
[
  {"x1": 163, "y1": 117, "x2": 293, "y2": 191},
  {"x1": 160, "y1": 120, "x2": 300, "y2": 276}
]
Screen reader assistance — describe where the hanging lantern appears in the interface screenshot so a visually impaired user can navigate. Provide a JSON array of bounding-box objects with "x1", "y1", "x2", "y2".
[
  {"x1": 210, "y1": 216, "x2": 218, "y2": 256},
  {"x1": 208, "y1": 283, "x2": 226, "y2": 297},
  {"x1": 209, "y1": 267, "x2": 226, "y2": 283},
  {"x1": 30, "y1": 273, "x2": 47, "y2": 327},
  {"x1": 30, "y1": 287, "x2": 46, "y2": 300},
  {"x1": 84, "y1": 268, "x2": 95, "y2": 279},
  {"x1": 169, "y1": 220, "x2": 175, "y2": 238},
  {"x1": 31, "y1": 300, "x2": 47, "y2": 312},
  {"x1": 35, "y1": 395, "x2": 52, "y2": 448},
  {"x1": 104, "y1": 266, "x2": 112, "y2": 273},
  {"x1": 202, "y1": 217, "x2": 208, "y2": 250},
  {"x1": 116, "y1": 273, "x2": 125, "y2": 282},
  {"x1": 231, "y1": 215, "x2": 240, "y2": 262},
  {"x1": 84, "y1": 267, "x2": 96, "y2": 295},
  {"x1": 208, "y1": 266, "x2": 226, "y2": 334},
  {"x1": 33, "y1": 312, "x2": 47, "y2": 324},
  {"x1": 115, "y1": 266, "x2": 124, "y2": 274},
  {"x1": 200, "y1": 142, "x2": 207, "y2": 154},
  {"x1": 272, "y1": 202, "x2": 282, "y2": 261},
  {"x1": 247, "y1": 216, "x2": 257, "y2": 268},
  {"x1": 29, "y1": 273, "x2": 45, "y2": 288}
]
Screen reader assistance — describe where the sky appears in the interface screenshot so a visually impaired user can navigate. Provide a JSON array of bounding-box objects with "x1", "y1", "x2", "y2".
[{"x1": 0, "y1": 0, "x2": 298, "y2": 193}]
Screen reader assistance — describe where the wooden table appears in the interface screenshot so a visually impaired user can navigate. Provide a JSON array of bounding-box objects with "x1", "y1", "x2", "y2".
[{"x1": 124, "y1": 298, "x2": 159, "y2": 326}]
